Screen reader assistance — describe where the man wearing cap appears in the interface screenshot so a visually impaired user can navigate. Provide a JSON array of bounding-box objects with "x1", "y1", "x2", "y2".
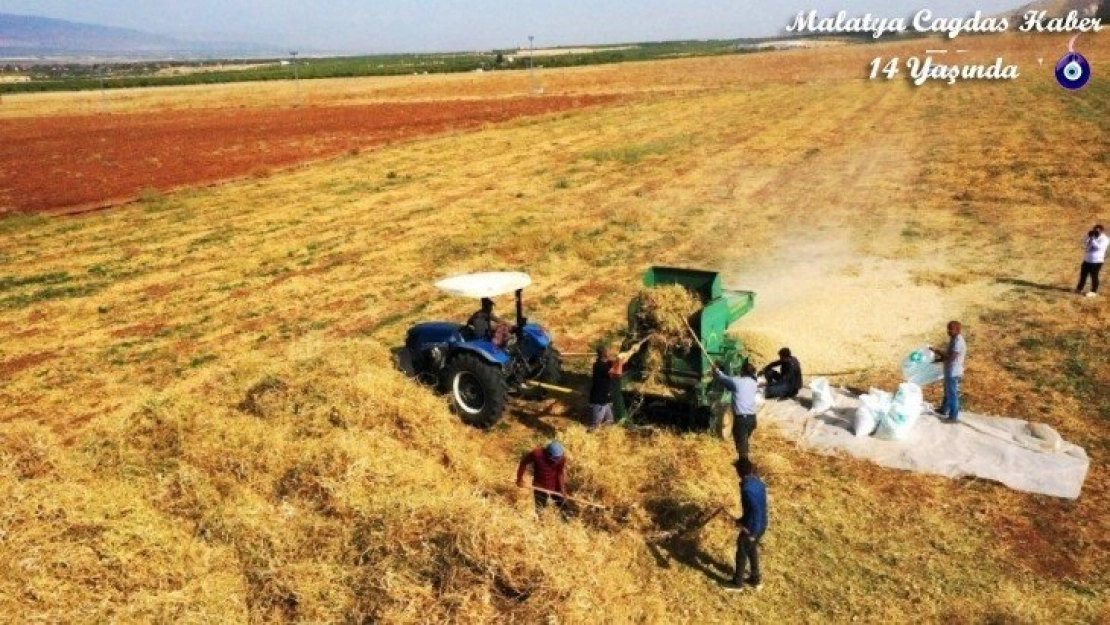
[
  {"x1": 723, "y1": 457, "x2": 768, "y2": 592},
  {"x1": 516, "y1": 441, "x2": 567, "y2": 513}
]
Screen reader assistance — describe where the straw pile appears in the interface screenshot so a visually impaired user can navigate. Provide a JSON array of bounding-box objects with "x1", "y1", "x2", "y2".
[
  {"x1": 4, "y1": 336, "x2": 1103, "y2": 622},
  {"x1": 2, "y1": 338, "x2": 738, "y2": 622},
  {"x1": 630, "y1": 284, "x2": 704, "y2": 394}
]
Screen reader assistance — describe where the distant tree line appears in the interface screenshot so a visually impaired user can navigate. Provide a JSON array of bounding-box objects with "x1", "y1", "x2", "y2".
[{"x1": 0, "y1": 39, "x2": 762, "y2": 95}]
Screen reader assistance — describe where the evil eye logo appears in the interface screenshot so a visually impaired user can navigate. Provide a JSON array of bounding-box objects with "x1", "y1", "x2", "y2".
[
  {"x1": 1055, "y1": 52, "x2": 1090, "y2": 90},
  {"x1": 1055, "y1": 35, "x2": 1091, "y2": 91}
]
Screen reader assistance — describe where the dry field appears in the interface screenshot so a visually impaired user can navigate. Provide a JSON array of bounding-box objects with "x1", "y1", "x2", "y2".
[
  {"x1": 0, "y1": 95, "x2": 617, "y2": 213},
  {"x1": 0, "y1": 33, "x2": 1107, "y2": 622}
]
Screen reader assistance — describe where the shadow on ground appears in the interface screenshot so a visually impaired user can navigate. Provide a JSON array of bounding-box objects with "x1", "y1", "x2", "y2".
[
  {"x1": 996, "y1": 278, "x2": 1073, "y2": 294},
  {"x1": 643, "y1": 498, "x2": 734, "y2": 584},
  {"x1": 511, "y1": 369, "x2": 593, "y2": 435}
]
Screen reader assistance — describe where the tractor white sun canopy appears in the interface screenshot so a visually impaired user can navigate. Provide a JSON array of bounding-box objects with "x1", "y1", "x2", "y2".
[{"x1": 434, "y1": 272, "x2": 532, "y2": 299}]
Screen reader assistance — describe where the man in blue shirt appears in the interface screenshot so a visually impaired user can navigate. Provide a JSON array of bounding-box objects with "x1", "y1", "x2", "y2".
[
  {"x1": 712, "y1": 360, "x2": 759, "y2": 458},
  {"x1": 933, "y1": 320, "x2": 967, "y2": 423},
  {"x1": 724, "y1": 457, "x2": 768, "y2": 591}
]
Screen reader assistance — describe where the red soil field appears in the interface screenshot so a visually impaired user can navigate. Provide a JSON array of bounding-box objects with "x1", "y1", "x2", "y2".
[{"x1": 0, "y1": 95, "x2": 618, "y2": 215}]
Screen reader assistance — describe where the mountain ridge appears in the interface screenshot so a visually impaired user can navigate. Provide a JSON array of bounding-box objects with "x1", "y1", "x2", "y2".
[{"x1": 0, "y1": 12, "x2": 278, "y2": 58}]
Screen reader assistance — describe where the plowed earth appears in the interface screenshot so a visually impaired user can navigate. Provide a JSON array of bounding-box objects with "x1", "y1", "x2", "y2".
[{"x1": 0, "y1": 94, "x2": 618, "y2": 214}]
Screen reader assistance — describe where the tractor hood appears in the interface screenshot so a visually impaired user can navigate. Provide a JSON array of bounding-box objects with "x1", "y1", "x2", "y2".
[{"x1": 434, "y1": 272, "x2": 532, "y2": 298}]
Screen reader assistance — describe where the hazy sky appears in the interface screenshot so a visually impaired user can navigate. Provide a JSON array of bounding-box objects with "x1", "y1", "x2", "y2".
[{"x1": 4, "y1": 1, "x2": 1025, "y2": 53}]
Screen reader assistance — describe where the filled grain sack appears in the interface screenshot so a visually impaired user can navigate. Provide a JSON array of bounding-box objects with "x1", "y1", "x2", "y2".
[
  {"x1": 809, "y1": 377, "x2": 836, "y2": 415},
  {"x1": 875, "y1": 382, "x2": 923, "y2": 441}
]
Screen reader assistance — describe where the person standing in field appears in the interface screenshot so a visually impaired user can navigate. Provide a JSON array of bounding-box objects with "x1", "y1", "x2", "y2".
[
  {"x1": 712, "y1": 360, "x2": 759, "y2": 458},
  {"x1": 516, "y1": 441, "x2": 567, "y2": 514},
  {"x1": 1076, "y1": 224, "x2": 1108, "y2": 297},
  {"x1": 588, "y1": 345, "x2": 623, "y2": 432},
  {"x1": 760, "y1": 347, "x2": 802, "y2": 399},
  {"x1": 723, "y1": 457, "x2": 768, "y2": 592},
  {"x1": 932, "y1": 320, "x2": 967, "y2": 423}
]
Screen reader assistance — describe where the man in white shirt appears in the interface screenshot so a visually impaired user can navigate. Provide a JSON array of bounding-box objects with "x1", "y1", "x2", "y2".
[
  {"x1": 713, "y1": 360, "x2": 760, "y2": 458},
  {"x1": 1076, "y1": 224, "x2": 1108, "y2": 297}
]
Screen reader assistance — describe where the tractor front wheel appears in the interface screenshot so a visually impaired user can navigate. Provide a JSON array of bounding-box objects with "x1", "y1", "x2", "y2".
[{"x1": 446, "y1": 353, "x2": 508, "y2": 427}]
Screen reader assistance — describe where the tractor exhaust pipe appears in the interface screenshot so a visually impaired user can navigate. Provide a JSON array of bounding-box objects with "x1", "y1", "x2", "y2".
[{"x1": 515, "y1": 288, "x2": 526, "y2": 334}]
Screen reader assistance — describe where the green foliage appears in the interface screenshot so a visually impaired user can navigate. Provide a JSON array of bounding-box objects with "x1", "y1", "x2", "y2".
[
  {"x1": 0, "y1": 282, "x2": 104, "y2": 309},
  {"x1": 0, "y1": 271, "x2": 71, "y2": 292},
  {"x1": 900, "y1": 222, "x2": 924, "y2": 238},
  {"x1": 984, "y1": 304, "x2": 1108, "y2": 420},
  {"x1": 1064, "y1": 80, "x2": 1107, "y2": 127},
  {"x1": 0, "y1": 39, "x2": 758, "y2": 96},
  {"x1": 583, "y1": 136, "x2": 693, "y2": 165},
  {"x1": 0, "y1": 212, "x2": 50, "y2": 234},
  {"x1": 189, "y1": 354, "x2": 219, "y2": 368}
]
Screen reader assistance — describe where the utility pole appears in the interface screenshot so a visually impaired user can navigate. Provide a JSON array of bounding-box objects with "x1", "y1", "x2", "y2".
[
  {"x1": 290, "y1": 50, "x2": 301, "y2": 107},
  {"x1": 528, "y1": 35, "x2": 537, "y2": 95},
  {"x1": 98, "y1": 65, "x2": 107, "y2": 113}
]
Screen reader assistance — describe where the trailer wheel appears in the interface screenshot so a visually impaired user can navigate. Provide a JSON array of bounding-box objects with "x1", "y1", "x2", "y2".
[
  {"x1": 536, "y1": 348, "x2": 562, "y2": 384},
  {"x1": 446, "y1": 353, "x2": 508, "y2": 427}
]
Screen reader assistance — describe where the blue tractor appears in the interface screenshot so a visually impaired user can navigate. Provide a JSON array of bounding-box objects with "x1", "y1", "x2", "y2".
[{"x1": 394, "y1": 272, "x2": 562, "y2": 426}]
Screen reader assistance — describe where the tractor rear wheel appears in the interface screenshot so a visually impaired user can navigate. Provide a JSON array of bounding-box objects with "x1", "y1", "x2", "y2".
[{"x1": 446, "y1": 353, "x2": 508, "y2": 427}]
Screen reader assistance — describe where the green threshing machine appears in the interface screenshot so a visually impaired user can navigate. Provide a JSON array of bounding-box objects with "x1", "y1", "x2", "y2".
[{"x1": 614, "y1": 267, "x2": 755, "y2": 435}]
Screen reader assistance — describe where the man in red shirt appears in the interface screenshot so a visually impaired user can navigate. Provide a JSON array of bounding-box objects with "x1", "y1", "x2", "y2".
[{"x1": 516, "y1": 440, "x2": 567, "y2": 513}]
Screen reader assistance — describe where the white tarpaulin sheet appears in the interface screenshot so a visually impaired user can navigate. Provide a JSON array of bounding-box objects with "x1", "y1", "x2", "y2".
[{"x1": 760, "y1": 389, "x2": 1089, "y2": 499}]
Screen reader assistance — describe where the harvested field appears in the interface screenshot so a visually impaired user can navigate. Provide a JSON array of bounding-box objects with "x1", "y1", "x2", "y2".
[
  {"x1": 0, "y1": 95, "x2": 617, "y2": 214},
  {"x1": 1, "y1": 35, "x2": 1065, "y2": 120},
  {"x1": 0, "y1": 31, "x2": 1107, "y2": 624}
]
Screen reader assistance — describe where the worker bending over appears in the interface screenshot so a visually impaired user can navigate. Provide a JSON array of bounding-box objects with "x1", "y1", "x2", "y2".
[{"x1": 516, "y1": 441, "x2": 567, "y2": 514}]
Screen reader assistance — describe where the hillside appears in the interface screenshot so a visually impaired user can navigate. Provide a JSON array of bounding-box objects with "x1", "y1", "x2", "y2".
[
  {"x1": 1008, "y1": 0, "x2": 1105, "y2": 17},
  {"x1": 0, "y1": 13, "x2": 187, "y2": 54},
  {"x1": 0, "y1": 12, "x2": 274, "y2": 58}
]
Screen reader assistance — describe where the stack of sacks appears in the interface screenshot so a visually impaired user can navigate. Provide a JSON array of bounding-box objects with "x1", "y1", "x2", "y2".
[{"x1": 854, "y1": 382, "x2": 924, "y2": 440}]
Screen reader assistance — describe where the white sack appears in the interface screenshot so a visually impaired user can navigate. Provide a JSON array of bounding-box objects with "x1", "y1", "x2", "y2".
[
  {"x1": 809, "y1": 377, "x2": 836, "y2": 415},
  {"x1": 902, "y1": 345, "x2": 943, "y2": 386}
]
